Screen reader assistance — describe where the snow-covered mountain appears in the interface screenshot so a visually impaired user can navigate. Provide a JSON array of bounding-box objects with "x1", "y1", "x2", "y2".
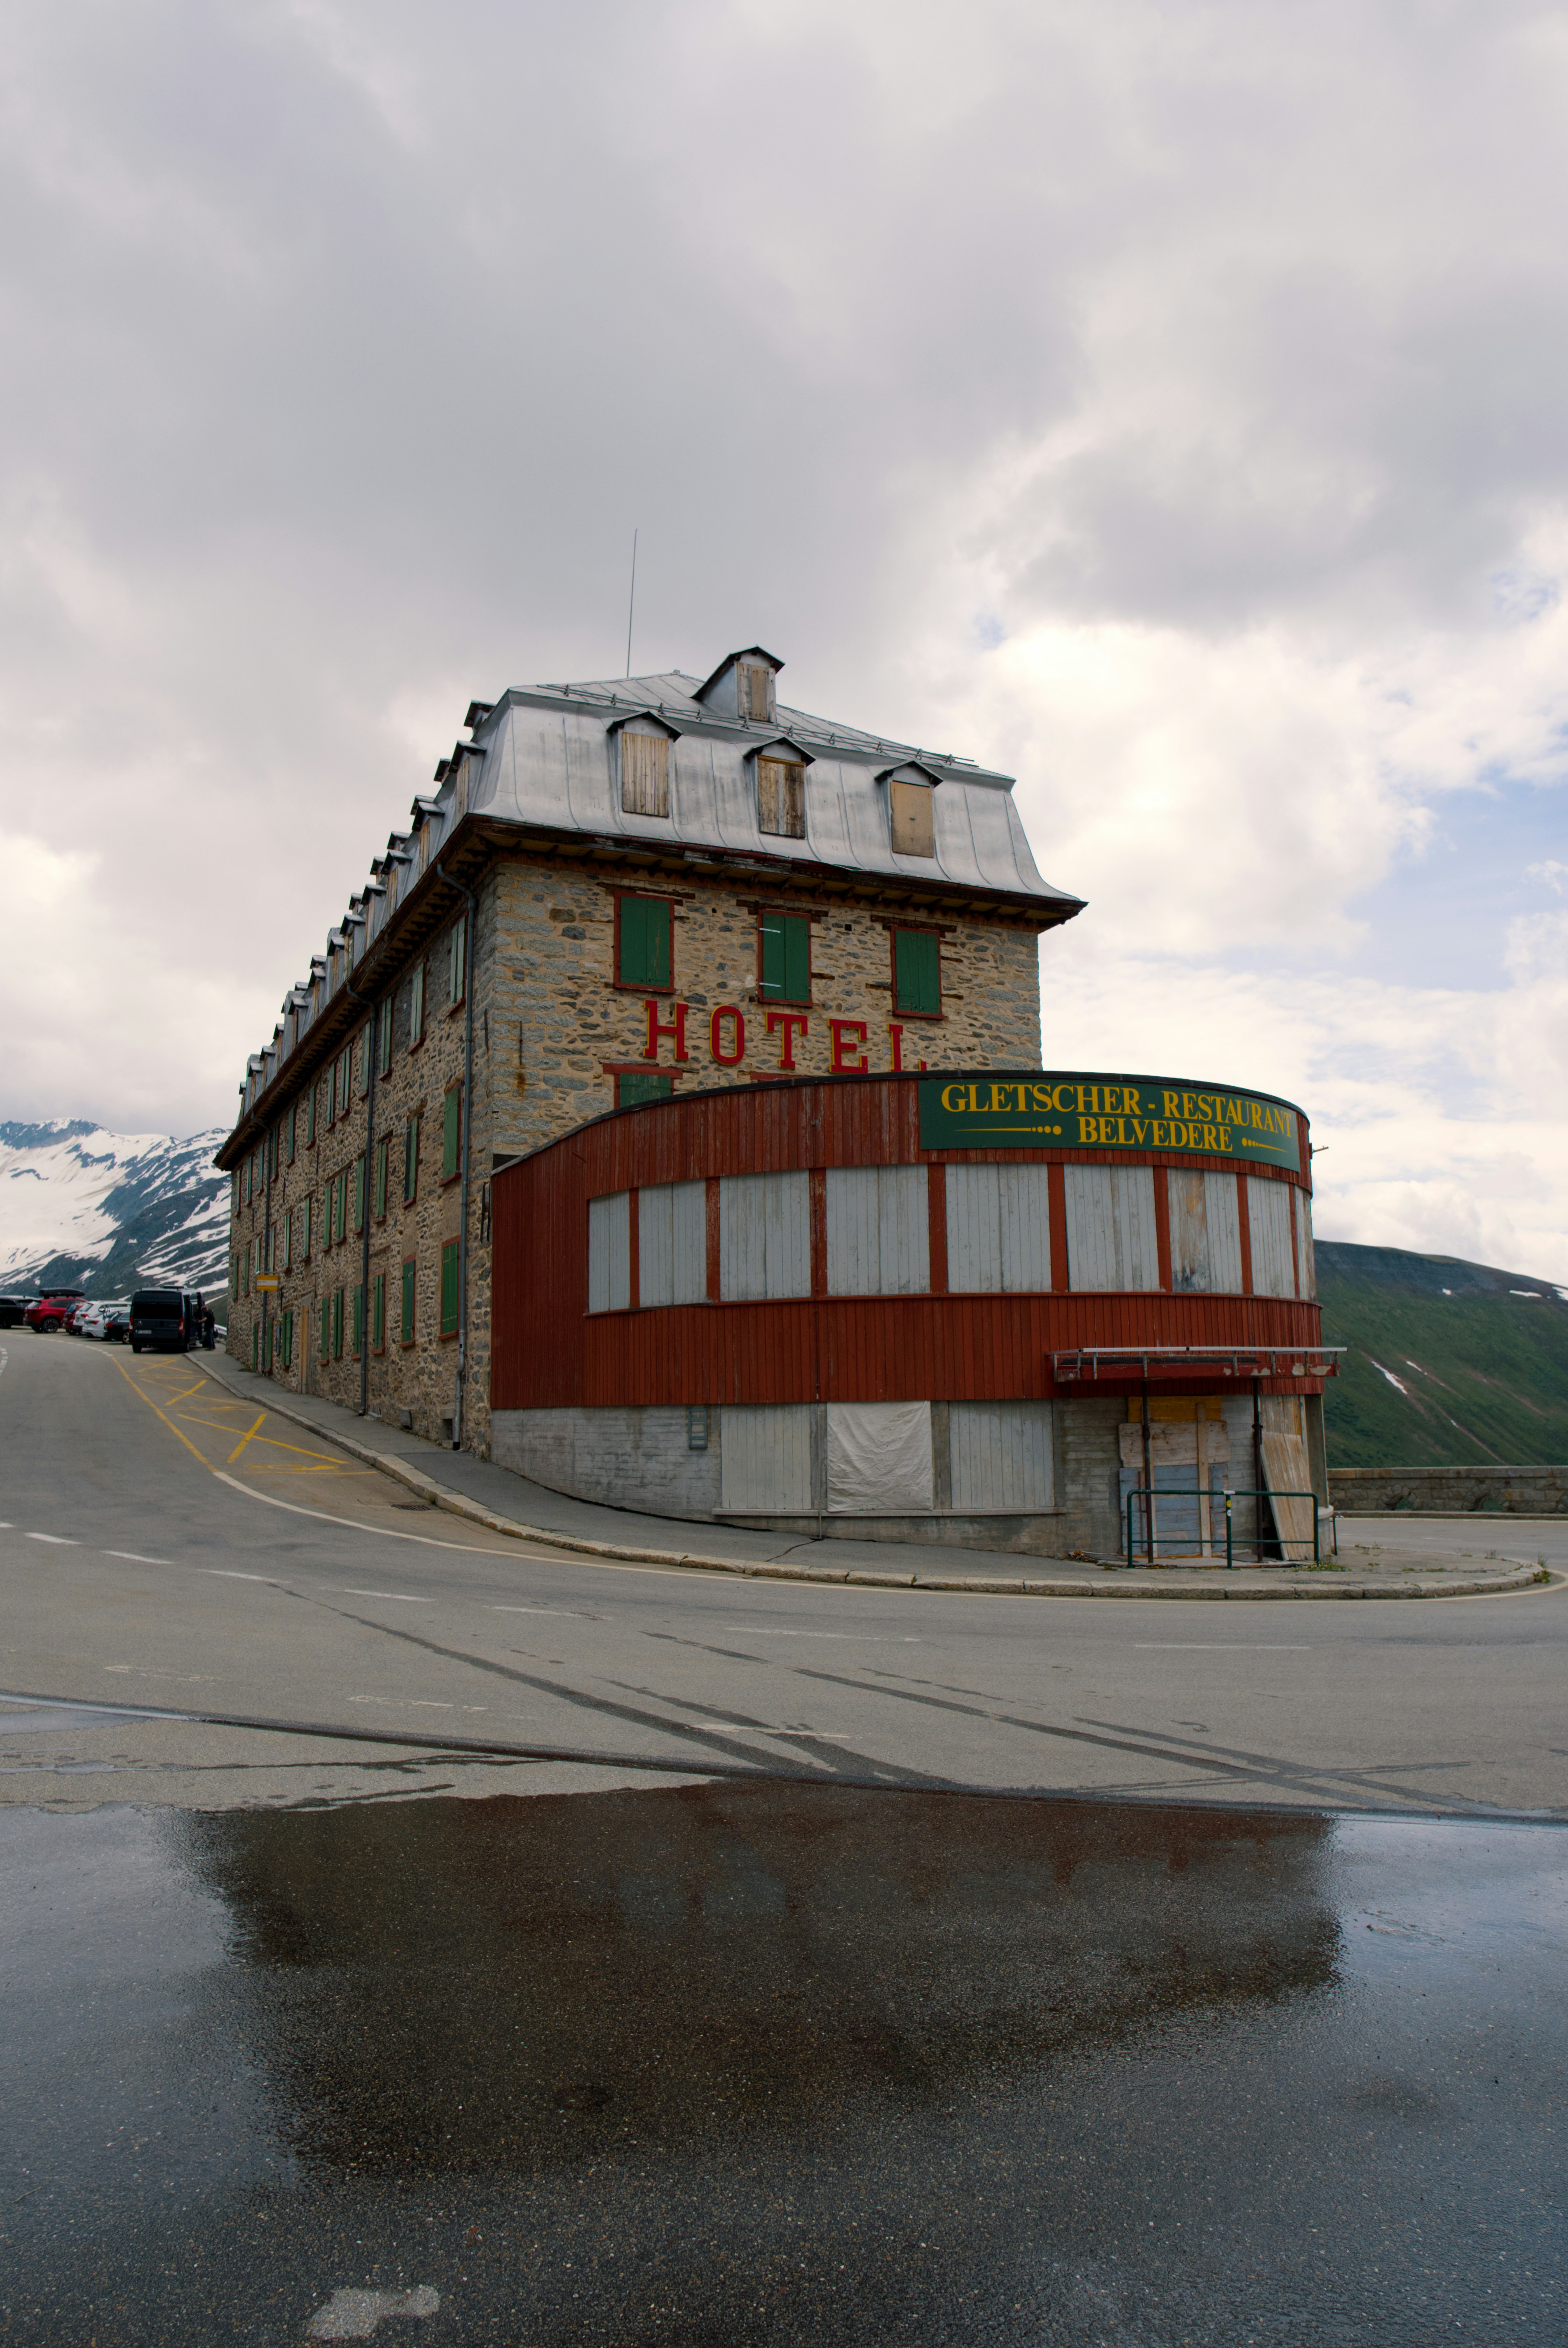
[{"x1": 0, "y1": 1121, "x2": 229, "y2": 1299}]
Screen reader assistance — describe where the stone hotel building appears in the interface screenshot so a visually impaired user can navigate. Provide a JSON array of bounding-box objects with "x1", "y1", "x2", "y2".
[{"x1": 217, "y1": 649, "x2": 1082, "y2": 1460}]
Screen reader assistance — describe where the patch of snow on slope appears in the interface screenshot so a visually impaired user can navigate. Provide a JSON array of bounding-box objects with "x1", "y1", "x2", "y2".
[{"x1": 0, "y1": 1120, "x2": 228, "y2": 1292}]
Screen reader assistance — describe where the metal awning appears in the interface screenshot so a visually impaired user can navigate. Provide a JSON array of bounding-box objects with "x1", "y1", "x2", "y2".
[{"x1": 1051, "y1": 1346, "x2": 1344, "y2": 1382}]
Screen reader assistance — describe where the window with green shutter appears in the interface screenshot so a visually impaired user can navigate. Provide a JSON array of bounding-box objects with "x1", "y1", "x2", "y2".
[
  {"x1": 372, "y1": 1272, "x2": 386, "y2": 1351},
  {"x1": 615, "y1": 1071, "x2": 673, "y2": 1109},
  {"x1": 320, "y1": 1297, "x2": 330, "y2": 1361},
  {"x1": 306, "y1": 1086, "x2": 317, "y2": 1147},
  {"x1": 401, "y1": 1258, "x2": 416, "y2": 1343},
  {"x1": 302, "y1": 1195, "x2": 312, "y2": 1258},
  {"x1": 442, "y1": 1088, "x2": 461, "y2": 1181},
  {"x1": 352, "y1": 1284, "x2": 364, "y2": 1356},
  {"x1": 377, "y1": 999, "x2": 393, "y2": 1077},
  {"x1": 280, "y1": 1310, "x2": 292, "y2": 1370},
  {"x1": 374, "y1": 1135, "x2": 389, "y2": 1219},
  {"x1": 616, "y1": 896, "x2": 671, "y2": 989},
  {"x1": 331, "y1": 1288, "x2": 344, "y2": 1359},
  {"x1": 410, "y1": 963, "x2": 426, "y2": 1047},
  {"x1": 449, "y1": 918, "x2": 466, "y2": 1006},
  {"x1": 758, "y1": 911, "x2": 811, "y2": 1004},
  {"x1": 440, "y1": 1238, "x2": 460, "y2": 1337},
  {"x1": 893, "y1": 926, "x2": 942, "y2": 1016},
  {"x1": 404, "y1": 1112, "x2": 420, "y2": 1204}
]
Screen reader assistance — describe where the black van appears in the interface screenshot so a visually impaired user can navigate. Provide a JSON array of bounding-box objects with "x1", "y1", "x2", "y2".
[{"x1": 130, "y1": 1289, "x2": 200, "y2": 1355}]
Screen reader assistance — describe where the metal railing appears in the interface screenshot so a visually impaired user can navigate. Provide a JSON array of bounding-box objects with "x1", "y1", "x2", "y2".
[{"x1": 1125, "y1": 1487, "x2": 1332, "y2": 1569}]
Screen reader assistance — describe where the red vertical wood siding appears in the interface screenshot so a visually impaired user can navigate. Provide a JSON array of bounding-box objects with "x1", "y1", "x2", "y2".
[{"x1": 490, "y1": 1073, "x2": 1319, "y2": 1413}]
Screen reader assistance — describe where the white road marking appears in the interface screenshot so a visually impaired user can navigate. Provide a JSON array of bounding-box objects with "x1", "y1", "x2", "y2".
[
  {"x1": 340, "y1": 1588, "x2": 434, "y2": 1603},
  {"x1": 205, "y1": 1569, "x2": 276, "y2": 1581},
  {"x1": 26, "y1": 1533, "x2": 79, "y2": 1545},
  {"x1": 107, "y1": 1551, "x2": 174, "y2": 1565},
  {"x1": 490, "y1": 1604, "x2": 600, "y2": 1618},
  {"x1": 718, "y1": 1628, "x2": 922, "y2": 1642},
  {"x1": 1135, "y1": 1643, "x2": 1312, "y2": 1650},
  {"x1": 211, "y1": 1469, "x2": 558, "y2": 1557},
  {"x1": 307, "y1": 2284, "x2": 440, "y2": 2339}
]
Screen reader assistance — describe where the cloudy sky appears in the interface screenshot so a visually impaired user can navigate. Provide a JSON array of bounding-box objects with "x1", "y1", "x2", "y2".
[{"x1": 3, "y1": 0, "x2": 1566, "y2": 1275}]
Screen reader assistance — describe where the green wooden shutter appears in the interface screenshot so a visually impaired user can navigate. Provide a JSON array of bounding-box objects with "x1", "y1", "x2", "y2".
[
  {"x1": 404, "y1": 1114, "x2": 420, "y2": 1203},
  {"x1": 618, "y1": 896, "x2": 671, "y2": 988},
  {"x1": 353, "y1": 1154, "x2": 366, "y2": 1232},
  {"x1": 352, "y1": 1284, "x2": 364, "y2": 1355},
  {"x1": 331, "y1": 1289, "x2": 343, "y2": 1358},
  {"x1": 401, "y1": 1258, "x2": 416, "y2": 1342},
  {"x1": 442, "y1": 1089, "x2": 461, "y2": 1181},
  {"x1": 320, "y1": 1298, "x2": 330, "y2": 1361},
  {"x1": 373, "y1": 1273, "x2": 385, "y2": 1351},
  {"x1": 759, "y1": 912, "x2": 810, "y2": 1002},
  {"x1": 616, "y1": 1071, "x2": 673, "y2": 1108},
  {"x1": 440, "y1": 1239, "x2": 460, "y2": 1337},
  {"x1": 894, "y1": 928, "x2": 941, "y2": 1015}
]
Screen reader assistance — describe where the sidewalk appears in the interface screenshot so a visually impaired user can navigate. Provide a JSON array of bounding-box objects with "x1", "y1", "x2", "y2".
[{"x1": 193, "y1": 1354, "x2": 1552, "y2": 1602}]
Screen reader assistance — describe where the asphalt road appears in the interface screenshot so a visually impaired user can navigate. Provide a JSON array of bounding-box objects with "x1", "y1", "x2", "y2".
[
  {"x1": 4, "y1": 1331, "x2": 1566, "y2": 2343},
  {"x1": 1, "y1": 1330, "x2": 1565, "y2": 1816}
]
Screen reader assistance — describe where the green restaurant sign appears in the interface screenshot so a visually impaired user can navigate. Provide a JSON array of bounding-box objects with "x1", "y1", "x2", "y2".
[{"x1": 917, "y1": 1073, "x2": 1301, "y2": 1170}]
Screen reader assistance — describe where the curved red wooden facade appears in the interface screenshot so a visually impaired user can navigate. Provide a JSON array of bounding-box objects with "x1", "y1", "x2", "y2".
[{"x1": 489, "y1": 1069, "x2": 1324, "y2": 1412}]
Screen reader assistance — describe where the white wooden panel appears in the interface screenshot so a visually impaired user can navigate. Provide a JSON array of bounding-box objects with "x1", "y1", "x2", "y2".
[
  {"x1": 1167, "y1": 1169, "x2": 1243, "y2": 1292},
  {"x1": 996, "y1": 1165, "x2": 1052, "y2": 1291},
  {"x1": 826, "y1": 1165, "x2": 929, "y2": 1295},
  {"x1": 587, "y1": 1192, "x2": 630, "y2": 1315},
  {"x1": 826, "y1": 1401, "x2": 933, "y2": 1513},
  {"x1": 720, "y1": 1404, "x2": 814, "y2": 1513},
  {"x1": 1063, "y1": 1163, "x2": 1159, "y2": 1291},
  {"x1": 720, "y1": 1170, "x2": 810, "y2": 1300},
  {"x1": 948, "y1": 1403, "x2": 1054, "y2": 1512},
  {"x1": 1295, "y1": 1191, "x2": 1315, "y2": 1299},
  {"x1": 945, "y1": 1163, "x2": 1003, "y2": 1292},
  {"x1": 1247, "y1": 1176, "x2": 1295, "y2": 1298},
  {"x1": 638, "y1": 1180, "x2": 706, "y2": 1307}
]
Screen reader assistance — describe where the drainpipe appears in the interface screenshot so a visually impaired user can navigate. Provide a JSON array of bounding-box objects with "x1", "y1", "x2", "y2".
[
  {"x1": 343, "y1": 970, "x2": 377, "y2": 1420},
  {"x1": 436, "y1": 859, "x2": 477, "y2": 1452}
]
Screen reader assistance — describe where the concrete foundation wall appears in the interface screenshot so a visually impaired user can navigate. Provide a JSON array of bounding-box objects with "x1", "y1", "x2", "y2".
[{"x1": 1330, "y1": 1463, "x2": 1568, "y2": 1515}]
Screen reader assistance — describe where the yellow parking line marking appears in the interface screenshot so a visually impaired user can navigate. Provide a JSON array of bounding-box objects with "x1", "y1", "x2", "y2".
[
  {"x1": 225, "y1": 1414, "x2": 269, "y2": 1464},
  {"x1": 111, "y1": 1361, "x2": 215, "y2": 1471}
]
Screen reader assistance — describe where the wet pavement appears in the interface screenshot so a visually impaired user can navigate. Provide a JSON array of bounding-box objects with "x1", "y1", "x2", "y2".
[{"x1": 3, "y1": 1784, "x2": 1564, "y2": 2344}]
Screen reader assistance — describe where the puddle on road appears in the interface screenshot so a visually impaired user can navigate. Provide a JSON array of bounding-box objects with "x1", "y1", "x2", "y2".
[{"x1": 2, "y1": 1786, "x2": 1564, "y2": 2345}]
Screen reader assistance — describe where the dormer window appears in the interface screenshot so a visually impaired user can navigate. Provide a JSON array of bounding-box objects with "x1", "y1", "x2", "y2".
[
  {"x1": 746, "y1": 734, "x2": 814, "y2": 840},
  {"x1": 879, "y1": 761, "x2": 941, "y2": 858},
  {"x1": 694, "y1": 645, "x2": 784, "y2": 725},
  {"x1": 757, "y1": 757, "x2": 805, "y2": 838},
  {"x1": 609, "y1": 714, "x2": 679, "y2": 818}
]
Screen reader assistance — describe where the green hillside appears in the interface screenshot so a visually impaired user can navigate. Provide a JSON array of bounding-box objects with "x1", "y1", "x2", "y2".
[{"x1": 1316, "y1": 1242, "x2": 1568, "y2": 1468}]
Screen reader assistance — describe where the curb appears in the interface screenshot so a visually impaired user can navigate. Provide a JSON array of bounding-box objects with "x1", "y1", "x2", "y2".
[{"x1": 191, "y1": 1356, "x2": 1551, "y2": 1603}]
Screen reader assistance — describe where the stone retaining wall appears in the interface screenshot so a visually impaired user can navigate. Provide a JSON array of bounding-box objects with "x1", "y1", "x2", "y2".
[{"x1": 1330, "y1": 1464, "x2": 1568, "y2": 1515}]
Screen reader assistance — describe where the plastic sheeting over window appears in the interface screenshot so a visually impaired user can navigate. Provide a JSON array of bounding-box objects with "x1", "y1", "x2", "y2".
[{"x1": 826, "y1": 1401, "x2": 933, "y2": 1515}]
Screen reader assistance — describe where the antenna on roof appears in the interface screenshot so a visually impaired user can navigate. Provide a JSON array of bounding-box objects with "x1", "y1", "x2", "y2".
[{"x1": 625, "y1": 527, "x2": 638, "y2": 679}]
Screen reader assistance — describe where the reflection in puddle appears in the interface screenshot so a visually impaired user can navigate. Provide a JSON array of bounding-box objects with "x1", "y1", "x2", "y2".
[
  {"x1": 177, "y1": 1785, "x2": 1338, "y2": 2175},
  {"x1": 5, "y1": 1789, "x2": 1563, "y2": 2346}
]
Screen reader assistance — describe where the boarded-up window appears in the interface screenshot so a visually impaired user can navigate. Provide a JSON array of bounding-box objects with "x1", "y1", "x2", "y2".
[
  {"x1": 890, "y1": 780, "x2": 935, "y2": 856},
  {"x1": 719, "y1": 1170, "x2": 810, "y2": 1301},
  {"x1": 738, "y1": 663, "x2": 772, "y2": 721},
  {"x1": 638, "y1": 1180, "x2": 708, "y2": 1307},
  {"x1": 720, "y1": 1404, "x2": 812, "y2": 1512},
  {"x1": 825, "y1": 1166, "x2": 930, "y2": 1296},
  {"x1": 587, "y1": 1191, "x2": 632, "y2": 1314},
  {"x1": 1247, "y1": 1176, "x2": 1296, "y2": 1297},
  {"x1": 759, "y1": 910, "x2": 810, "y2": 1001},
  {"x1": 621, "y1": 732, "x2": 670, "y2": 817},
  {"x1": 1063, "y1": 1163, "x2": 1160, "y2": 1291},
  {"x1": 616, "y1": 896, "x2": 672, "y2": 989},
  {"x1": 944, "y1": 1164, "x2": 1052, "y2": 1293},
  {"x1": 893, "y1": 927, "x2": 941, "y2": 1015},
  {"x1": 948, "y1": 1402, "x2": 1054, "y2": 1512},
  {"x1": 756, "y1": 759, "x2": 805, "y2": 837},
  {"x1": 1167, "y1": 1170, "x2": 1244, "y2": 1293}
]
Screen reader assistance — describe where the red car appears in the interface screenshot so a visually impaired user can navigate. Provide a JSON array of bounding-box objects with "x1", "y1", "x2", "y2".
[{"x1": 23, "y1": 1293, "x2": 83, "y2": 1333}]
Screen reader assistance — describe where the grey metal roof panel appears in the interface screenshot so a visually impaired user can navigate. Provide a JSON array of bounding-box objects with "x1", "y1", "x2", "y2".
[{"x1": 474, "y1": 672, "x2": 1072, "y2": 902}]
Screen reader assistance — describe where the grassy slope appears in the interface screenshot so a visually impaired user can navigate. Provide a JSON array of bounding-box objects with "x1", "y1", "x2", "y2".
[{"x1": 1316, "y1": 1242, "x2": 1568, "y2": 1467}]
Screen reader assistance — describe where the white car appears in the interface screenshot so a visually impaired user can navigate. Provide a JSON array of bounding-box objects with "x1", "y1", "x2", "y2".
[{"x1": 79, "y1": 1302, "x2": 129, "y2": 1340}]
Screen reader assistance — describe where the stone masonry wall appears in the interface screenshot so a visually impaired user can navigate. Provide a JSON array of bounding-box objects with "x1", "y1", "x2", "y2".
[{"x1": 228, "y1": 846, "x2": 1049, "y2": 1459}]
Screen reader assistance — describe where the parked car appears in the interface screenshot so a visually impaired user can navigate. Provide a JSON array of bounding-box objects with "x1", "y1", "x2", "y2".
[
  {"x1": 0, "y1": 1296, "x2": 30, "y2": 1328},
  {"x1": 129, "y1": 1288, "x2": 201, "y2": 1354},
  {"x1": 64, "y1": 1300, "x2": 97, "y2": 1335},
  {"x1": 99, "y1": 1304, "x2": 131, "y2": 1344},
  {"x1": 23, "y1": 1294, "x2": 82, "y2": 1333},
  {"x1": 78, "y1": 1302, "x2": 128, "y2": 1340}
]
